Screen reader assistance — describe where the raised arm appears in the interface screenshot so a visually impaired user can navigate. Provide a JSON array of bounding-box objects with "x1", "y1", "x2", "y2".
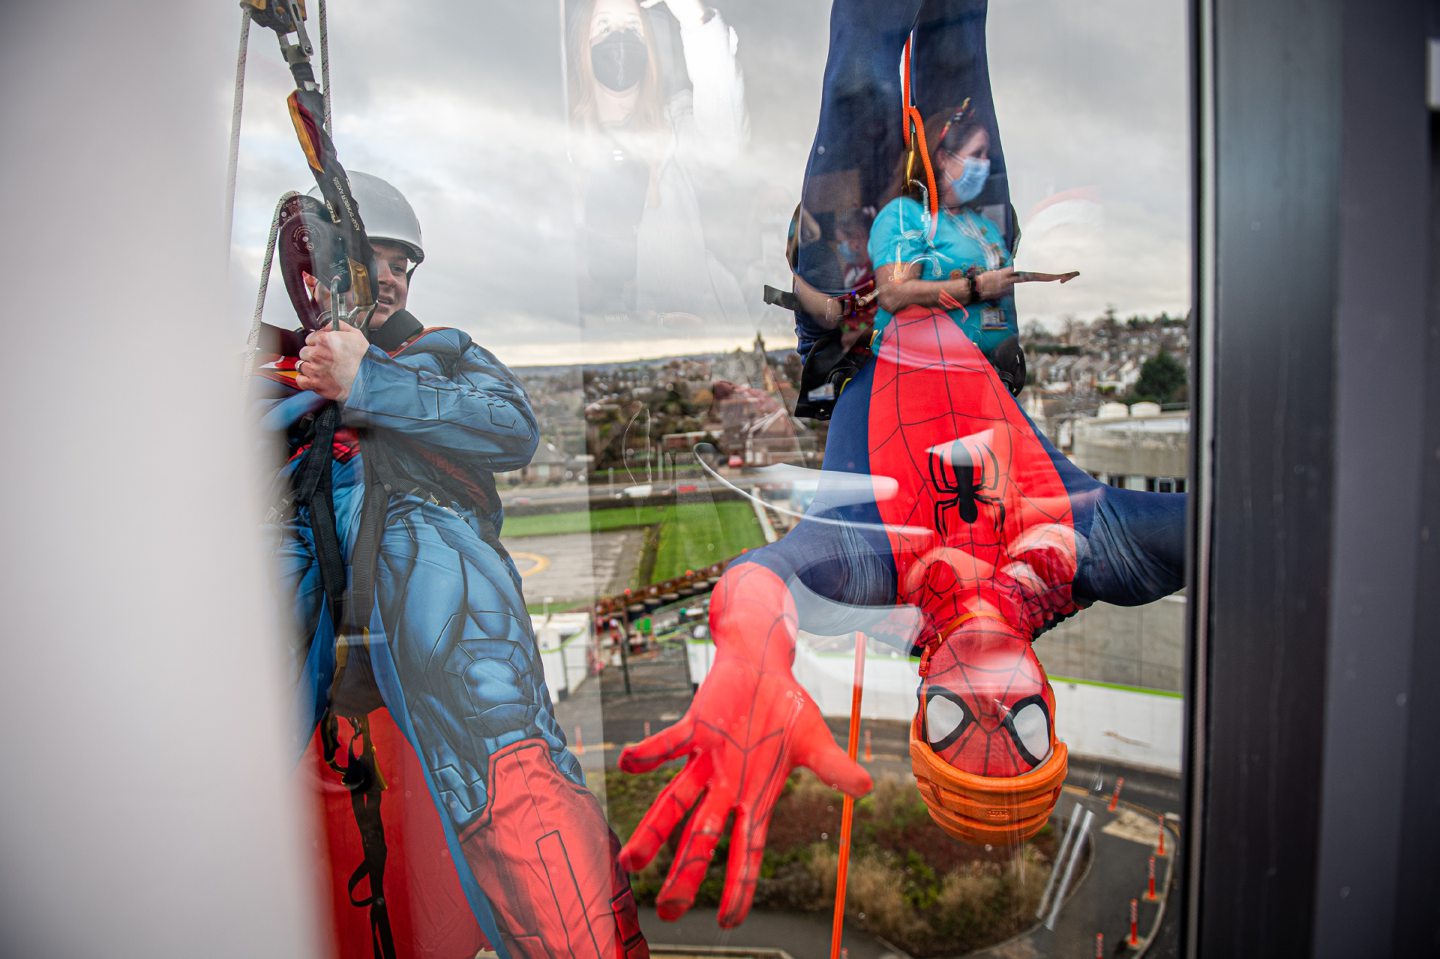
[
  {"x1": 344, "y1": 336, "x2": 539, "y2": 472},
  {"x1": 306, "y1": 326, "x2": 539, "y2": 473},
  {"x1": 668, "y1": 1, "x2": 749, "y2": 164}
]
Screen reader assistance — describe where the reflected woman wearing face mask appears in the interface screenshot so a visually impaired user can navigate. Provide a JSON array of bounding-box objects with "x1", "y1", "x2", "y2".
[
  {"x1": 870, "y1": 104, "x2": 1023, "y2": 388},
  {"x1": 567, "y1": 0, "x2": 749, "y2": 325}
]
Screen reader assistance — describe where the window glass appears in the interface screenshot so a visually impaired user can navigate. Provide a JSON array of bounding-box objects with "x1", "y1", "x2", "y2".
[{"x1": 236, "y1": 0, "x2": 1190, "y2": 954}]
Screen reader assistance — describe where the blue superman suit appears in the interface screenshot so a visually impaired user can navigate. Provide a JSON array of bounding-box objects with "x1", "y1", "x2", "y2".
[{"x1": 254, "y1": 312, "x2": 646, "y2": 959}]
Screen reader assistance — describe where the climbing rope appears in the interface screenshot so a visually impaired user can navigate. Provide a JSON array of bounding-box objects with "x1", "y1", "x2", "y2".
[
  {"x1": 318, "y1": 0, "x2": 332, "y2": 134},
  {"x1": 226, "y1": 0, "x2": 334, "y2": 283},
  {"x1": 246, "y1": 191, "x2": 302, "y2": 354},
  {"x1": 828, "y1": 632, "x2": 868, "y2": 959},
  {"x1": 225, "y1": 8, "x2": 252, "y2": 257}
]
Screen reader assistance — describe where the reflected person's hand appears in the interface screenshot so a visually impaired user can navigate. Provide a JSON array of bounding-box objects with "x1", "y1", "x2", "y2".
[
  {"x1": 976, "y1": 266, "x2": 1017, "y2": 301},
  {"x1": 297, "y1": 321, "x2": 369, "y2": 402}
]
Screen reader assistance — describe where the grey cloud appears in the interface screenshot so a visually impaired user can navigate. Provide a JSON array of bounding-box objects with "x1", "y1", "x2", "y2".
[{"x1": 227, "y1": 0, "x2": 1191, "y2": 359}]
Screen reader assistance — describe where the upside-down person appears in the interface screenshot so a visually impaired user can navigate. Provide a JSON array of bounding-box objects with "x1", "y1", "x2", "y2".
[
  {"x1": 616, "y1": 296, "x2": 1186, "y2": 928},
  {"x1": 613, "y1": 0, "x2": 1187, "y2": 930},
  {"x1": 253, "y1": 172, "x2": 647, "y2": 958}
]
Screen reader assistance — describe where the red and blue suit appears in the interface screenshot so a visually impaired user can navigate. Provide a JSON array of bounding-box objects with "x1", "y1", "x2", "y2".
[
  {"x1": 616, "y1": 305, "x2": 1185, "y2": 926},
  {"x1": 617, "y1": 0, "x2": 1184, "y2": 930},
  {"x1": 255, "y1": 311, "x2": 647, "y2": 959}
]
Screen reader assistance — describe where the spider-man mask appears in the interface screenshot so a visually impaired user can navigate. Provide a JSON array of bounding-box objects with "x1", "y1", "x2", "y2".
[{"x1": 909, "y1": 617, "x2": 1068, "y2": 845}]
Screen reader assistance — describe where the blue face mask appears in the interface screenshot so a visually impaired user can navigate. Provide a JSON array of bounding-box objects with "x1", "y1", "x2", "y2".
[
  {"x1": 837, "y1": 240, "x2": 857, "y2": 263},
  {"x1": 947, "y1": 157, "x2": 991, "y2": 205}
]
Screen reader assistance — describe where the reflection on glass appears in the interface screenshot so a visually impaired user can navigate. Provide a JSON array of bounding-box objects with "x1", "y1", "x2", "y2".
[
  {"x1": 566, "y1": 0, "x2": 750, "y2": 325},
  {"x1": 605, "y1": 0, "x2": 1192, "y2": 955},
  {"x1": 232, "y1": 0, "x2": 1192, "y2": 954}
]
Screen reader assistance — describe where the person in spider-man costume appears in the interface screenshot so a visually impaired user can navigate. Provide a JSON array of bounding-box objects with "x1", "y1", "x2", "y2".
[
  {"x1": 616, "y1": 0, "x2": 1185, "y2": 927},
  {"x1": 254, "y1": 175, "x2": 647, "y2": 959},
  {"x1": 618, "y1": 304, "x2": 1185, "y2": 926}
]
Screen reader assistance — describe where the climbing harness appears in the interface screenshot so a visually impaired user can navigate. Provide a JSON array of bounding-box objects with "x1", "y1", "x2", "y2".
[{"x1": 776, "y1": 32, "x2": 945, "y2": 422}]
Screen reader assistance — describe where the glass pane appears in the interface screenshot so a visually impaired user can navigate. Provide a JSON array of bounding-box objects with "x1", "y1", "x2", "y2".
[{"x1": 236, "y1": 0, "x2": 1191, "y2": 955}]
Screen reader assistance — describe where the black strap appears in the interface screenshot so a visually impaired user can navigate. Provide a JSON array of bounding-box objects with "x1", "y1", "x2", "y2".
[
  {"x1": 794, "y1": 328, "x2": 871, "y2": 420},
  {"x1": 366, "y1": 309, "x2": 423, "y2": 352},
  {"x1": 294, "y1": 404, "x2": 347, "y2": 626},
  {"x1": 345, "y1": 454, "x2": 389, "y2": 629},
  {"x1": 296, "y1": 410, "x2": 397, "y2": 959},
  {"x1": 763, "y1": 284, "x2": 802, "y2": 312},
  {"x1": 322, "y1": 713, "x2": 398, "y2": 959}
]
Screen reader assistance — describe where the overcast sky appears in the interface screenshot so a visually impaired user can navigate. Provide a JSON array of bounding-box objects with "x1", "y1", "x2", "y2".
[{"x1": 225, "y1": 0, "x2": 1190, "y2": 367}]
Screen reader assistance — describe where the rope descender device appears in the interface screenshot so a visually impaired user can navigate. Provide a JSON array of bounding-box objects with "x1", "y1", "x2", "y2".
[{"x1": 241, "y1": 0, "x2": 378, "y2": 331}]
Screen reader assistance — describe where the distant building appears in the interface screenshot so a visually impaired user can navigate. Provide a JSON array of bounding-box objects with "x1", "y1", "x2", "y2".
[
  {"x1": 1070, "y1": 406, "x2": 1189, "y2": 492},
  {"x1": 713, "y1": 380, "x2": 815, "y2": 466},
  {"x1": 516, "y1": 441, "x2": 579, "y2": 485}
]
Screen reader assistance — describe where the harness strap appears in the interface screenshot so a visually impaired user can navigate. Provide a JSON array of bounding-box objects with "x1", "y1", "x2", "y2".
[
  {"x1": 322, "y1": 713, "x2": 398, "y2": 959},
  {"x1": 295, "y1": 405, "x2": 397, "y2": 959},
  {"x1": 345, "y1": 454, "x2": 389, "y2": 630},
  {"x1": 794, "y1": 327, "x2": 871, "y2": 421},
  {"x1": 762, "y1": 284, "x2": 801, "y2": 312},
  {"x1": 294, "y1": 404, "x2": 347, "y2": 628}
]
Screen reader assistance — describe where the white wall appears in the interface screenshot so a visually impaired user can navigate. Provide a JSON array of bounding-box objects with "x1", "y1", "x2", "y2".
[
  {"x1": 1050, "y1": 679, "x2": 1184, "y2": 773},
  {"x1": 688, "y1": 637, "x2": 1184, "y2": 773},
  {"x1": 0, "y1": 5, "x2": 320, "y2": 957},
  {"x1": 534, "y1": 613, "x2": 595, "y2": 702}
]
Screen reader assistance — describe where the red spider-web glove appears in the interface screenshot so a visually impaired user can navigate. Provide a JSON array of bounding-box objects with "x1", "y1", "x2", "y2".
[{"x1": 617, "y1": 562, "x2": 872, "y2": 927}]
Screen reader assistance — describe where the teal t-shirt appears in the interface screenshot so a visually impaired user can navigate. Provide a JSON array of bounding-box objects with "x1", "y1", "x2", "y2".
[{"x1": 867, "y1": 196, "x2": 1018, "y2": 356}]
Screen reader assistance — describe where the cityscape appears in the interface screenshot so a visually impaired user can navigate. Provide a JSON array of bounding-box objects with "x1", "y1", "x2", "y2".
[{"x1": 507, "y1": 310, "x2": 1191, "y2": 489}]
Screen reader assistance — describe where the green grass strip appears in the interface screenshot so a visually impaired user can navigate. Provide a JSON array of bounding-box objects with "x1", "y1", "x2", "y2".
[
  {"x1": 1048, "y1": 674, "x2": 1184, "y2": 698},
  {"x1": 651, "y1": 501, "x2": 763, "y2": 582},
  {"x1": 504, "y1": 505, "x2": 669, "y2": 538}
]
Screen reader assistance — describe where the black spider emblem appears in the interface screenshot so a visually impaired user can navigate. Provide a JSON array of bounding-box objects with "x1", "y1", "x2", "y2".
[{"x1": 928, "y1": 439, "x2": 1005, "y2": 538}]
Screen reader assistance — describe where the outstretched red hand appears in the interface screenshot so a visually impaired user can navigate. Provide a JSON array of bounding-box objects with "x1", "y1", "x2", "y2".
[{"x1": 617, "y1": 564, "x2": 872, "y2": 927}]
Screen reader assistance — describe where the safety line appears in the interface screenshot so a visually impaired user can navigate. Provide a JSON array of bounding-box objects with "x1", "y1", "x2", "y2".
[
  {"x1": 828, "y1": 632, "x2": 867, "y2": 959},
  {"x1": 225, "y1": 8, "x2": 252, "y2": 258}
]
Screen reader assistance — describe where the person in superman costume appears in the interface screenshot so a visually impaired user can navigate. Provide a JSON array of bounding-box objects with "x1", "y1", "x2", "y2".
[
  {"x1": 615, "y1": 0, "x2": 1186, "y2": 929},
  {"x1": 254, "y1": 173, "x2": 647, "y2": 959}
]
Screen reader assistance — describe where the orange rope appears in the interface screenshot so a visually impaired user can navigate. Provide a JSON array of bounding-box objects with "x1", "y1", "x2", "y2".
[
  {"x1": 899, "y1": 33, "x2": 939, "y2": 229},
  {"x1": 829, "y1": 632, "x2": 868, "y2": 959},
  {"x1": 906, "y1": 105, "x2": 940, "y2": 226}
]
